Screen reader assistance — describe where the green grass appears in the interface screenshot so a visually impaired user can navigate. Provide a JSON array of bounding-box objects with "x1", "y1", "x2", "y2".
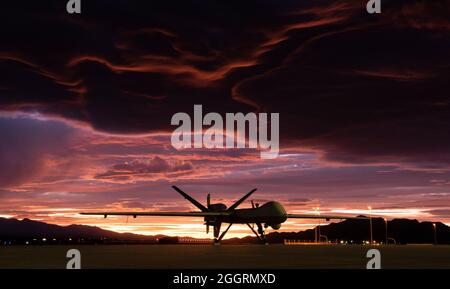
[{"x1": 1, "y1": 244, "x2": 449, "y2": 269}]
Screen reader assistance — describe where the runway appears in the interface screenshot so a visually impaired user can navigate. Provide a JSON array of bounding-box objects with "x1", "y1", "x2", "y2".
[{"x1": 1, "y1": 244, "x2": 449, "y2": 269}]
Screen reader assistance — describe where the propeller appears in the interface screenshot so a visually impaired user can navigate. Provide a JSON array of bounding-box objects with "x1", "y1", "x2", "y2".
[
  {"x1": 250, "y1": 201, "x2": 256, "y2": 229},
  {"x1": 206, "y1": 193, "x2": 211, "y2": 234}
]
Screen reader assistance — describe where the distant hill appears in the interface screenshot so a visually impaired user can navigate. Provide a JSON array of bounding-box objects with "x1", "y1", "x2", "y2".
[
  {"x1": 224, "y1": 217, "x2": 450, "y2": 245},
  {"x1": 1, "y1": 217, "x2": 449, "y2": 245},
  {"x1": 0, "y1": 218, "x2": 159, "y2": 244}
]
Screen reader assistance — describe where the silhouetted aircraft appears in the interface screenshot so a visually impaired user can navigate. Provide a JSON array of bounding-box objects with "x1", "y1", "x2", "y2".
[{"x1": 80, "y1": 186, "x2": 367, "y2": 244}]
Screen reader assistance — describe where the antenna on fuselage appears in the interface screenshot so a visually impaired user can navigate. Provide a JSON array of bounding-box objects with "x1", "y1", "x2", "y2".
[{"x1": 251, "y1": 200, "x2": 259, "y2": 208}]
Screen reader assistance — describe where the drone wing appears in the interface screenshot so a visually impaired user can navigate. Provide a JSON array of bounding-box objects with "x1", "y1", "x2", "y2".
[
  {"x1": 80, "y1": 211, "x2": 231, "y2": 217},
  {"x1": 287, "y1": 214, "x2": 368, "y2": 220}
]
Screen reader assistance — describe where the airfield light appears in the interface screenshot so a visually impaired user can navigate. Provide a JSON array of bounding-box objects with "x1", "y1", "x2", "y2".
[
  {"x1": 383, "y1": 218, "x2": 388, "y2": 245},
  {"x1": 433, "y1": 223, "x2": 437, "y2": 244}
]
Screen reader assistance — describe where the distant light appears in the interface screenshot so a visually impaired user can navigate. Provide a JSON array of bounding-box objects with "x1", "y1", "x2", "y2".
[
  {"x1": 368, "y1": 206, "x2": 372, "y2": 210},
  {"x1": 25, "y1": 241, "x2": 29, "y2": 245},
  {"x1": 42, "y1": 238, "x2": 47, "y2": 242}
]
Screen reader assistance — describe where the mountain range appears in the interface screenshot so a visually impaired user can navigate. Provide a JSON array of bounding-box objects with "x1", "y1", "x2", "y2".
[{"x1": 1, "y1": 217, "x2": 449, "y2": 245}]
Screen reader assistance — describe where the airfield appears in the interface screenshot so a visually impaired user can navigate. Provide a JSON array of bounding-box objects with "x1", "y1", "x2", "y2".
[{"x1": 1, "y1": 244, "x2": 449, "y2": 269}]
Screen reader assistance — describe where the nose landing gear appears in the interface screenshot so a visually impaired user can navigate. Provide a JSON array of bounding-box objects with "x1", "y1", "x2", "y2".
[{"x1": 213, "y1": 223, "x2": 233, "y2": 245}]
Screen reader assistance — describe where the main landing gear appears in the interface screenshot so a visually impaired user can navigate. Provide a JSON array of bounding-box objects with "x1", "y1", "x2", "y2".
[
  {"x1": 211, "y1": 222, "x2": 268, "y2": 245},
  {"x1": 247, "y1": 223, "x2": 268, "y2": 245}
]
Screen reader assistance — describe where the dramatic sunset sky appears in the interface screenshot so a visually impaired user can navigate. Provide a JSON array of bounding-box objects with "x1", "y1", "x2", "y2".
[{"x1": 0, "y1": 0, "x2": 449, "y2": 238}]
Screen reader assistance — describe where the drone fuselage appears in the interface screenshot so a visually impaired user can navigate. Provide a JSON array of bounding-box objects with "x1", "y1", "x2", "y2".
[{"x1": 205, "y1": 201, "x2": 287, "y2": 229}]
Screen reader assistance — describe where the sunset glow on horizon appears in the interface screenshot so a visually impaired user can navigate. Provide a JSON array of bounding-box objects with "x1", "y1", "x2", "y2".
[{"x1": 1, "y1": 0, "x2": 450, "y2": 239}]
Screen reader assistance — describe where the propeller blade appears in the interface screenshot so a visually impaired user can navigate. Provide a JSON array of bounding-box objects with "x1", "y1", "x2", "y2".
[
  {"x1": 227, "y1": 188, "x2": 257, "y2": 211},
  {"x1": 207, "y1": 193, "x2": 211, "y2": 208},
  {"x1": 206, "y1": 224, "x2": 209, "y2": 234},
  {"x1": 251, "y1": 200, "x2": 255, "y2": 208},
  {"x1": 172, "y1": 186, "x2": 209, "y2": 212}
]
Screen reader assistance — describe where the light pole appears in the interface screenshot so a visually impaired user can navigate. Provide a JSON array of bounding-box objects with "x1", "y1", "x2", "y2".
[
  {"x1": 368, "y1": 206, "x2": 373, "y2": 244},
  {"x1": 317, "y1": 207, "x2": 321, "y2": 243},
  {"x1": 314, "y1": 224, "x2": 317, "y2": 243},
  {"x1": 383, "y1": 217, "x2": 388, "y2": 245},
  {"x1": 314, "y1": 207, "x2": 320, "y2": 243},
  {"x1": 433, "y1": 223, "x2": 437, "y2": 245}
]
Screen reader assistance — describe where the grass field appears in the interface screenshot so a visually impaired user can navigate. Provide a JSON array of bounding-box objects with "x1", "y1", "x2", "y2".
[{"x1": 1, "y1": 244, "x2": 449, "y2": 269}]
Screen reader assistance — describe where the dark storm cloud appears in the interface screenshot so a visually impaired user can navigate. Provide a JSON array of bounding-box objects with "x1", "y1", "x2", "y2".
[
  {"x1": 0, "y1": 116, "x2": 74, "y2": 188},
  {"x1": 0, "y1": 0, "x2": 449, "y2": 165}
]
